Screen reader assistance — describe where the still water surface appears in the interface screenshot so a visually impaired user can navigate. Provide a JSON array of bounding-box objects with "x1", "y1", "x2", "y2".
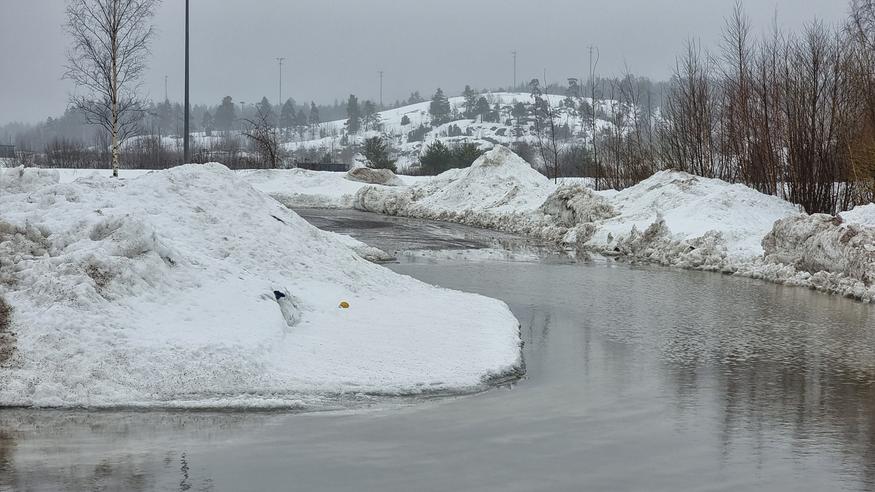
[{"x1": 2, "y1": 210, "x2": 875, "y2": 491}]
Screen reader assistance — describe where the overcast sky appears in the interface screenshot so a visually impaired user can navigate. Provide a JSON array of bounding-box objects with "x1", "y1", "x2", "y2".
[{"x1": 0, "y1": 0, "x2": 848, "y2": 124}]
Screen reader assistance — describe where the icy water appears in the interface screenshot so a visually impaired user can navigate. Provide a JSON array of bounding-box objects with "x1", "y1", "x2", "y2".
[{"x1": 4, "y1": 210, "x2": 875, "y2": 491}]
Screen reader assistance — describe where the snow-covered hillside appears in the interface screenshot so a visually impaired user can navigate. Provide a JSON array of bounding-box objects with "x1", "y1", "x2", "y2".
[
  {"x1": 0, "y1": 164, "x2": 522, "y2": 408},
  {"x1": 285, "y1": 92, "x2": 624, "y2": 171}
]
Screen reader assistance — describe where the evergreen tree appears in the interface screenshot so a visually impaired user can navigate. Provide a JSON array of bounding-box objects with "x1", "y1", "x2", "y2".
[
  {"x1": 408, "y1": 91, "x2": 424, "y2": 104},
  {"x1": 308, "y1": 102, "x2": 320, "y2": 126},
  {"x1": 309, "y1": 102, "x2": 320, "y2": 139},
  {"x1": 346, "y1": 94, "x2": 361, "y2": 133},
  {"x1": 256, "y1": 97, "x2": 276, "y2": 127},
  {"x1": 429, "y1": 88, "x2": 451, "y2": 126},
  {"x1": 295, "y1": 109, "x2": 308, "y2": 138},
  {"x1": 214, "y1": 96, "x2": 236, "y2": 132},
  {"x1": 475, "y1": 97, "x2": 491, "y2": 122},
  {"x1": 363, "y1": 136, "x2": 396, "y2": 172},
  {"x1": 462, "y1": 85, "x2": 478, "y2": 118},
  {"x1": 362, "y1": 100, "x2": 378, "y2": 131},
  {"x1": 201, "y1": 111, "x2": 214, "y2": 136},
  {"x1": 400, "y1": 114, "x2": 411, "y2": 126},
  {"x1": 280, "y1": 99, "x2": 296, "y2": 132},
  {"x1": 453, "y1": 143, "x2": 484, "y2": 168},
  {"x1": 420, "y1": 140, "x2": 453, "y2": 174}
]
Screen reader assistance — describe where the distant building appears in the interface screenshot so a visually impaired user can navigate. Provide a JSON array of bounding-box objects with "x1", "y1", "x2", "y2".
[{"x1": 0, "y1": 145, "x2": 14, "y2": 158}]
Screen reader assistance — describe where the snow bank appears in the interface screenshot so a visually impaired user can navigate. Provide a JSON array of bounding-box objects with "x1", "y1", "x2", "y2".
[
  {"x1": 0, "y1": 165, "x2": 521, "y2": 408},
  {"x1": 354, "y1": 152, "x2": 800, "y2": 268},
  {"x1": 238, "y1": 168, "x2": 422, "y2": 209},
  {"x1": 237, "y1": 168, "x2": 364, "y2": 209},
  {"x1": 346, "y1": 167, "x2": 405, "y2": 187},
  {"x1": 355, "y1": 146, "x2": 558, "y2": 236},
  {"x1": 736, "y1": 213, "x2": 875, "y2": 301},
  {"x1": 840, "y1": 204, "x2": 875, "y2": 229},
  {"x1": 583, "y1": 171, "x2": 802, "y2": 261}
]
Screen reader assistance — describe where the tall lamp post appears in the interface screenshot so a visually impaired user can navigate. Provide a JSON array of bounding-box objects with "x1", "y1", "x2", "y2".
[{"x1": 183, "y1": 0, "x2": 191, "y2": 163}]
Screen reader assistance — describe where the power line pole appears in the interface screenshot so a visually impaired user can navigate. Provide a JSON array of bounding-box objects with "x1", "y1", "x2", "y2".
[
  {"x1": 276, "y1": 57, "x2": 286, "y2": 107},
  {"x1": 512, "y1": 51, "x2": 517, "y2": 91},
  {"x1": 378, "y1": 70, "x2": 384, "y2": 108},
  {"x1": 588, "y1": 44, "x2": 600, "y2": 188},
  {"x1": 183, "y1": 0, "x2": 190, "y2": 164}
]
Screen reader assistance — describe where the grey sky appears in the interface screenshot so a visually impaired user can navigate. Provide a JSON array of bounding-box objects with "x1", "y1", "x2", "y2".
[{"x1": 0, "y1": 0, "x2": 848, "y2": 124}]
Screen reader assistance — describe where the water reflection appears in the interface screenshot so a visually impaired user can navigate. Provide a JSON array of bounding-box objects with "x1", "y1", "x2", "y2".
[{"x1": 0, "y1": 411, "x2": 268, "y2": 491}]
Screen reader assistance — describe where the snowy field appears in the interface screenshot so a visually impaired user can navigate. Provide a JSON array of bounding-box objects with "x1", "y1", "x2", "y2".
[{"x1": 0, "y1": 165, "x2": 522, "y2": 408}]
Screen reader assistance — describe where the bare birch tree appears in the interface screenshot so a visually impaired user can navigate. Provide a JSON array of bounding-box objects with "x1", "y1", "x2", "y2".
[
  {"x1": 243, "y1": 101, "x2": 283, "y2": 169},
  {"x1": 64, "y1": 0, "x2": 159, "y2": 177}
]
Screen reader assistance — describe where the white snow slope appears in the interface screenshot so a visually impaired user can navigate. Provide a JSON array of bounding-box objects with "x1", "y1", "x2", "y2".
[{"x1": 0, "y1": 164, "x2": 521, "y2": 408}]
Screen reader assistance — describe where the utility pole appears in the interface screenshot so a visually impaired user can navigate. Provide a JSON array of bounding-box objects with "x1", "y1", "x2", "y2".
[
  {"x1": 512, "y1": 51, "x2": 517, "y2": 91},
  {"x1": 378, "y1": 70, "x2": 384, "y2": 108},
  {"x1": 588, "y1": 45, "x2": 600, "y2": 189},
  {"x1": 183, "y1": 0, "x2": 190, "y2": 164},
  {"x1": 276, "y1": 57, "x2": 286, "y2": 108}
]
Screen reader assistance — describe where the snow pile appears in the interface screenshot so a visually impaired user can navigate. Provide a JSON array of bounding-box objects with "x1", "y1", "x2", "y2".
[
  {"x1": 0, "y1": 166, "x2": 61, "y2": 193},
  {"x1": 840, "y1": 204, "x2": 875, "y2": 229},
  {"x1": 237, "y1": 168, "x2": 365, "y2": 209},
  {"x1": 539, "y1": 184, "x2": 617, "y2": 227},
  {"x1": 346, "y1": 167, "x2": 405, "y2": 187},
  {"x1": 355, "y1": 146, "x2": 558, "y2": 235},
  {"x1": 581, "y1": 171, "x2": 802, "y2": 262},
  {"x1": 739, "y1": 213, "x2": 875, "y2": 301},
  {"x1": 0, "y1": 164, "x2": 521, "y2": 408}
]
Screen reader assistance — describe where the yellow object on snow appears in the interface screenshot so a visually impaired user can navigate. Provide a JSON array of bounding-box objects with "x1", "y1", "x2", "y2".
[{"x1": 339, "y1": 301, "x2": 350, "y2": 309}]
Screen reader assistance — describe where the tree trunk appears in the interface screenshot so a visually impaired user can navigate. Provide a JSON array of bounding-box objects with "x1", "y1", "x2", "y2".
[{"x1": 111, "y1": 0, "x2": 119, "y2": 178}]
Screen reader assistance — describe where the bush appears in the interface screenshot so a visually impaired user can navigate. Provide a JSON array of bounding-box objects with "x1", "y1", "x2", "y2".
[
  {"x1": 407, "y1": 124, "x2": 430, "y2": 142},
  {"x1": 400, "y1": 115, "x2": 411, "y2": 126},
  {"x1": 419, "y1": 141, "x2": 485, "y2": 175},
  {"x1": 420, "y1": 141, "x2": 453, "y2": 175}
]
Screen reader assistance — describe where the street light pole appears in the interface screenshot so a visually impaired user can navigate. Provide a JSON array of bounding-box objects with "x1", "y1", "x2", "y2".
[
  {"x1": 379, "y1": 70, "x2": 383, "y2": 108},
  {"x1": 512, "y1": 50, "x2": 517, "y2": 91},
  {"x1": 183, "y1": 0, "x2": 191, "y2": 163},
  {"x1": 276, "y1": 57, "x2": 286, "y2": 108}
]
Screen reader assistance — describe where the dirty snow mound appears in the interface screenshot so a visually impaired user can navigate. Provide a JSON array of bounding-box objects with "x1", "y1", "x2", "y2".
[
  {"x1": 0, "y1": 165, "x2": 521, "y2": 408},
  {"x1": 736, "y1": 213, "x2": 875, "y2": 301},
  {"x1": 539, "y1": 184, "x2": 617, "y2": 227},
  {"x1": 346, "y1": 167, "x2": 404, "y2": 186}
]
